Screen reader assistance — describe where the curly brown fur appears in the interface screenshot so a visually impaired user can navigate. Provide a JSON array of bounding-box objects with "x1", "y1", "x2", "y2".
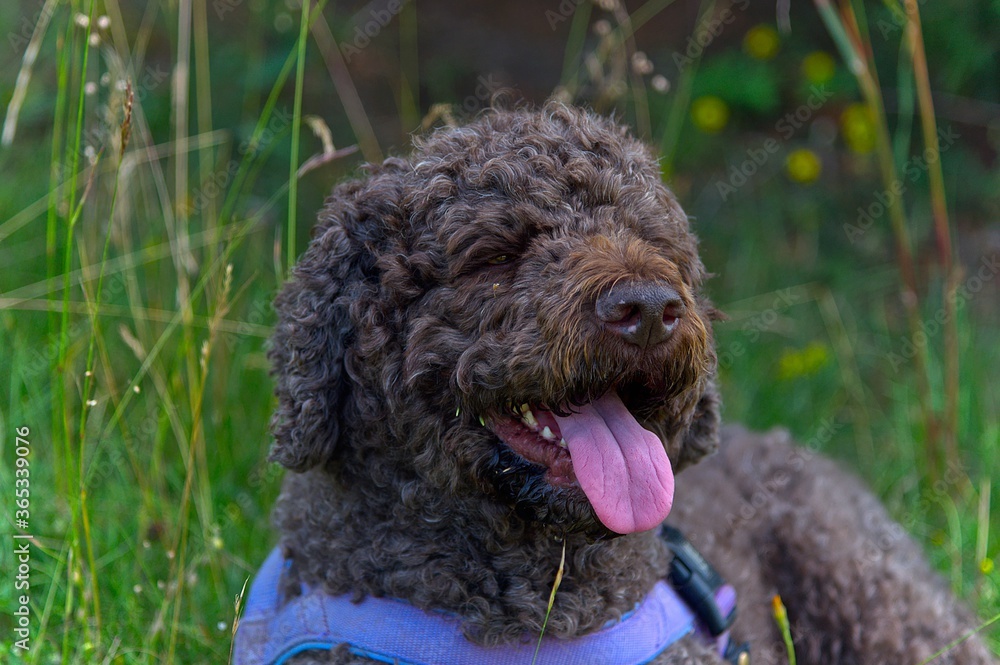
[
  {"x1": 263, "y1": 104, "x2": 995, "y2": 664},
  {"x1": 670, "y1": 426, "x2": 996, "y2": 664}
]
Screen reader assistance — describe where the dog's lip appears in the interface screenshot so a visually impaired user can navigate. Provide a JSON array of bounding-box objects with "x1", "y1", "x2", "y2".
[
  {"x1": 487, "y1": 405, "x2": 577, "y2": 485},
  {"x1": 485, "y1": 393, "x2": 660, "y2": 483}
]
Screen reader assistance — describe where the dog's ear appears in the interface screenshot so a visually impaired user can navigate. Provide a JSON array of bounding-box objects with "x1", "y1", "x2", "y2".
[
  {"x1": 675, "y1": 375, "x2": 721, "y2": 471},
  {"x1": 267, "y1": 206, "x2": 364, "y2": 472}
]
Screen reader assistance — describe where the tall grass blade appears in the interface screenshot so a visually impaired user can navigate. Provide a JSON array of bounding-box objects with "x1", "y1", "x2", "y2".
[
  {"x1": 2, "y1": 0, "x2": 59, "y2": 146},
  {"x1": 287, "y1": 0, "x2": 311, "y2": 272},
  {"x1": 772, "y1": 594, "x2": 797, "y2": 665},
  {"x1": 531, "y1": 540, "x2": 567, "y2": 665}
]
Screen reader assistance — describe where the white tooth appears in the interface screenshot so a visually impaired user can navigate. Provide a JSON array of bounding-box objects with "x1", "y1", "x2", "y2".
[
  {"x1": 522, "y1": 408, "x2": 538, "y2": 428},
  {"x1": 541, "y1": 426, "x2": 554, "y2": 440},
  {"x1": 559, "y1": 438, "x2": 568, "y2": 448}
]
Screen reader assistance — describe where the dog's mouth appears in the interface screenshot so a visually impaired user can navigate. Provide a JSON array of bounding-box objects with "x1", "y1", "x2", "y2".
[{"x1": 487, "y1": 391, "x2": 673, "y2": 536}]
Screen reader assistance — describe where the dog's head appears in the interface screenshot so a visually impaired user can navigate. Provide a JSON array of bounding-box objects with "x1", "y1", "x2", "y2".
[{"x1": 268, "y1": 104, "x2": 720, "y2": 537}]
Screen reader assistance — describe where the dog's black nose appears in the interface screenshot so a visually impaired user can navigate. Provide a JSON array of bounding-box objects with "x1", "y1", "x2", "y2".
[{"x1": 596, "y1": 283, "x2": 685, "y2": 348}]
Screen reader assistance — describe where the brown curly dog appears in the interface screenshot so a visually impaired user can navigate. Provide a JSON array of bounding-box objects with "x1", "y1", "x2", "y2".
[{"x1": 236, "y1": 104, "x2": 995, "y2": 665}]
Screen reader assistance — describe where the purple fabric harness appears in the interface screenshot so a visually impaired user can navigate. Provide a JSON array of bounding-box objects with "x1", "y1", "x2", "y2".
[{"x1": 234, "y1": 547, "x2": 736, "y2": 665}]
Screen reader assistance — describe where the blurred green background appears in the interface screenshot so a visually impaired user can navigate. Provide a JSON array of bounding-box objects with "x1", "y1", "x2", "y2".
[{"x1": 1, "y1": 0, "x2": 998, "y2": 662}]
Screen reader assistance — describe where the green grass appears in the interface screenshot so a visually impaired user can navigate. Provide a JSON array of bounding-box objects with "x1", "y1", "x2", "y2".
[{"x1": 0, "y1": 1, "x2": 997, "y2": 662}]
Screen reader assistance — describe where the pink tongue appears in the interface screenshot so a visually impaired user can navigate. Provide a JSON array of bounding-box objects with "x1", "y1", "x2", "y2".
[{"x1": 552, "y1": 393, "x2": 673, "y2": 534}]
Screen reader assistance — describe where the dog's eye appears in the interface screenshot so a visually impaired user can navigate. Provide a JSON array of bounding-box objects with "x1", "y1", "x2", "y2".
[{"x1": 487, "y1": 254, "x2": 511, "y2": 265}]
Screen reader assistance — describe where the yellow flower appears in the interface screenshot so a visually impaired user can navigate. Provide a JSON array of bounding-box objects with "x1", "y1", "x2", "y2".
[
  {"x1": 802, "y1": 51, "x2": 836, "y2": 84},
  {"x1": 777, "y1": 341, "x2": 830, "y2": 380},
  {"x1": 771, "y1": 595, "x2": 788, "y2": 623},
  {"x1": 690, "y1": 96, "x2": 729, "y2": 134},
  {"x1": 785, "y1": 148, "x2": 822, "y2": 184},
  {"x1": 981, "y1": 558, "x2": 995, "y2": 575},
  {"x1": 743, "y1": 24, "x2": 780, "y2": 60},
  {"x1": 840, "y1": 102, "x2": 877, "y2": 154}
]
